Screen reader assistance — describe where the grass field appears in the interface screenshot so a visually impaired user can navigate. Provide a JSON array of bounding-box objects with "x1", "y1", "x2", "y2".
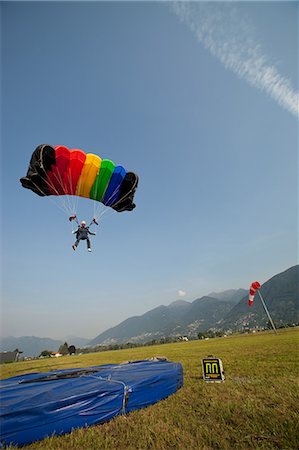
[{"x1": 1, "y1": 328, "x2": 298, "y2": 449}]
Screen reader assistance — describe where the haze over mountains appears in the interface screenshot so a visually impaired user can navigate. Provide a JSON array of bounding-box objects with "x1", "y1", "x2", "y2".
[
  {"x1": 0, "y1": 336, "x2": 64, "y2": 359},
  {"x1": 1, "y1": 266, "x2": 298, "y2": 357},
  {"x1": 0, "y1": 336, "x2": 90, "y2": 359}
]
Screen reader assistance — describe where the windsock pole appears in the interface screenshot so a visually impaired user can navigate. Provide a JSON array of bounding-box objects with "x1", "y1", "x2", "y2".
[{"x1": 257, "y1": 290, "x2": 277, "y2": 333}]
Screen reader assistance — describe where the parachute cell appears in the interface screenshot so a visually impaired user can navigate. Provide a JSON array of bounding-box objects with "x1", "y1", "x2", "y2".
[
  {"x1": 76, "y1": 153, "x2": 102, "y2": 198},
  {"x1": 102, "y1": 165, "x2": 126, "y2": 206},
  {"x1": 90, "y1": 159, "x2": 115, "y2": 202}
]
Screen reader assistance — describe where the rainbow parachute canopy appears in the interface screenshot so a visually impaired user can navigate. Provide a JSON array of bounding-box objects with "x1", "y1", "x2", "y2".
[{"x1": 20, "y1": 145, "x2": 138, "y2": 212}]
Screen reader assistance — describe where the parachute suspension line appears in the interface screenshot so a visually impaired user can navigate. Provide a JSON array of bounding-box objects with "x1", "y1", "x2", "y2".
[
  {"x1": 28, "y1": 179, "x2": 73, "y2": 217},
  {"x1": 93, "y1": 200, "x2": 98, "y2": 223},
  {"x1": 74, "y1": 177, "x2": 80, "y2": 218},
  {"x1": 28, "y1": 162, "x2": 73, "y2": 216},
  {"x1": 92, "y1": 184, "x2": 120, "y2": 223},
  {"x1": 93, "y1": 178, "x2": 134, "y2": 223},
  {"x1": 67, "y1": 166, "x2": 77, "y2": 217},
  {"x1": 93, "y1": 200, "x2": 107, "y2": 223},
  {"x1": 95, "y1": 178, "x2": 137, "y2": 222},
  {"x1": 71, "y1": 217, "x2": 77, "y2": 233},
  {"x1": 37, "y1": 166, "x2": 71, "y2": 215},
  {"x1": 28, "y1": 161, "x2": 58, "y2": 196},
  {"x1": 92, "y1": 168, "x2": 104, "y2": 223},
  {"x1": 51, "y1": 170, "x2": 74, "y2": 216},
  {"x1": 93, "y1": 177, "x2": 98, "y2": 222},
  {"x1": 93, "y1": 195, "x2": 108, "y2": 223},
  {"x1": 73, "y1": 166, "x2": 85, "y2": 218},
  {"x1": 97, "y1": 206, "x2": 113, "y2": 222}
]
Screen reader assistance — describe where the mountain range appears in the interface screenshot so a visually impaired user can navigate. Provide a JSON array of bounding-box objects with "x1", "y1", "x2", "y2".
[
  {"x1": 2, "y1": 266, "x2": 298, "y2": 356},
  {"x1": 0, "y1": 336, "x2": 90, "y2": 358},
  {"x1": 0, "y1": 336, "x2": 64, "y2": 358},
  {"x1": 88, "y1": 293, "x2": 243, "y2": 347},
  {"x1": 219, "y1": 265, "x2": 299, "y2": 330},
  {"x1": 89, "y1": 265, "x2": 298, "y2": 346}
]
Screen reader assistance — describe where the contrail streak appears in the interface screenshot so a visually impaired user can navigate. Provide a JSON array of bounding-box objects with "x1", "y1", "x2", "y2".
[{"x1": 170, "y1": 2, "x2": 299, "y2": 118}]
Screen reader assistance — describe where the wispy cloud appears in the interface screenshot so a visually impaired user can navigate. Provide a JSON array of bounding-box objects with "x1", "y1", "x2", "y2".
[
  {"x1": 170, "y1": 2, "x2": 299, "y2": 118},
  {"x1": 178, "y1": 289, "x2": 187, "y2": 297}
]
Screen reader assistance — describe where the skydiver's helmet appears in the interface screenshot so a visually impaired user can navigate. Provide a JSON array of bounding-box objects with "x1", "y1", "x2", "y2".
[{"x1": 81, "y1": 220, "x2": 86, "y2": 227}]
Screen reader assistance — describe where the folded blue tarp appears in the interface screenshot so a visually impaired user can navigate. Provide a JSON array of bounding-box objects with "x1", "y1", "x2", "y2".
[{"x1": 0, "y1": 358, "x2": 183, "y2": 447}]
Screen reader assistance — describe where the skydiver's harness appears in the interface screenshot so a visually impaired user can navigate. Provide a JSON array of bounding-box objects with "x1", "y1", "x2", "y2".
[{"x1": 69, "y1": 216, "x2": 98, "y2": 239}]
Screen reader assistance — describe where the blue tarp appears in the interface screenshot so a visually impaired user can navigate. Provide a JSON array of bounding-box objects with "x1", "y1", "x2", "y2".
[{"x1": 0, "y1": 358, "x2": 183, "y2": 447}]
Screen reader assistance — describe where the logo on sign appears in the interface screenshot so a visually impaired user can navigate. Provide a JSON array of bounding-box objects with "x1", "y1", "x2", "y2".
[{"x1": 202, "y1": 358, "x2": 225, "y2": 382}]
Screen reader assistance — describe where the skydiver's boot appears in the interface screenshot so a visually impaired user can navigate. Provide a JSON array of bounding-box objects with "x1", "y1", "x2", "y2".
[
  {"x1": 72, "y1": 245, "x2": 76, "y2": 251},
  {"x1": 88, "y1": 248, "x2": 91, "y2": 253}
]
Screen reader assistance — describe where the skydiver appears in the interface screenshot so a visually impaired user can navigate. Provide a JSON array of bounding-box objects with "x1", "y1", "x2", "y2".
[{"x1": 72, "y1": 220, "x2": 96, "y2": 252}]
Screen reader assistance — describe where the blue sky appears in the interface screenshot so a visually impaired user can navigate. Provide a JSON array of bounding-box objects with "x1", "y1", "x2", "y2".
[{"x1": 1, "y1": 1, "x2": 298, "y2": 340}]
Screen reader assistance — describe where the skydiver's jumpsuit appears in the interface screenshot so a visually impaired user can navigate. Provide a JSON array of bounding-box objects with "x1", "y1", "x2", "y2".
[{"x1": 73, "y1": 226, "x2": 95, "y2": 250}]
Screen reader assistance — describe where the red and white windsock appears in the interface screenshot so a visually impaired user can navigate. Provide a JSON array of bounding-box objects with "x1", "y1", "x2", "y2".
[{"x1": 248, "y1": 281, "x2": 261, "y2": 306}]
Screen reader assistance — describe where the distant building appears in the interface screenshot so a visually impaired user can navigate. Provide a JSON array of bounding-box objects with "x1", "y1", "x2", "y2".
[
  {"x1": 50, "y1": 352, "x2": 63, "y2": 358},
  {"x1": 0, "y1": 349, "x2": 23, "y2": 364}
]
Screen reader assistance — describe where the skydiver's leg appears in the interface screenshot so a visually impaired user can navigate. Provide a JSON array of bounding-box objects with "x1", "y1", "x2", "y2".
[
  {"x1": 72, "y1": 239, "x2": 80, "y2": 251},
  {"x1": 87, "y1": 238, "x2": 91, "y2": 252}
]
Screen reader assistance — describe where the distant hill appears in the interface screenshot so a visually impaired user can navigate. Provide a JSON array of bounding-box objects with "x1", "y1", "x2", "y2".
[
  {"x1": 89, "y1": 267, "x2": 298, "y2": 345},
  {"x1": 88, "y1": 294, "x2": 237, "y2": 346},
  {"x1": 61, "y1": 336, "x2": 91, "y2": 348},
  {"x1": 0, "y1": 336, "x2": 63, "y2": 358},
  {"x1": 88, "y1": 303, "x2": 189, "y2": 347},
  {"x1": 208, "y1": 289, "x2": 247, "y2": 304},
  {"x1": 219, "y1": 265, "x2": 299, "y2": 331}
]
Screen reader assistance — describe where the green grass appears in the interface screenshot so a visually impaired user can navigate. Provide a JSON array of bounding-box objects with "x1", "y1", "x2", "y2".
[{"x1": 1, "y1": 328, "x2": 298, "y2": 449}]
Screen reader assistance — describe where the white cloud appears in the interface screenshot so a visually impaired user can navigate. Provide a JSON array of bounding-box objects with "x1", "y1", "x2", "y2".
[
  {"x1": 170, "y1": 2, "x2": 299, "y2": 118},
  {"x1": 178, "y1": 289, "x2": 187, "y2": 297}
]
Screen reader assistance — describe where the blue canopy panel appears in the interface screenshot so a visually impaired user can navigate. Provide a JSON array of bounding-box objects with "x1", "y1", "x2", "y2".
[
  {"x1": 0, "y1": 359, "x2": 183, "y2": 447},
  {"x1": 102, "y1": 165, "x2": 126, "y2": 206}
]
